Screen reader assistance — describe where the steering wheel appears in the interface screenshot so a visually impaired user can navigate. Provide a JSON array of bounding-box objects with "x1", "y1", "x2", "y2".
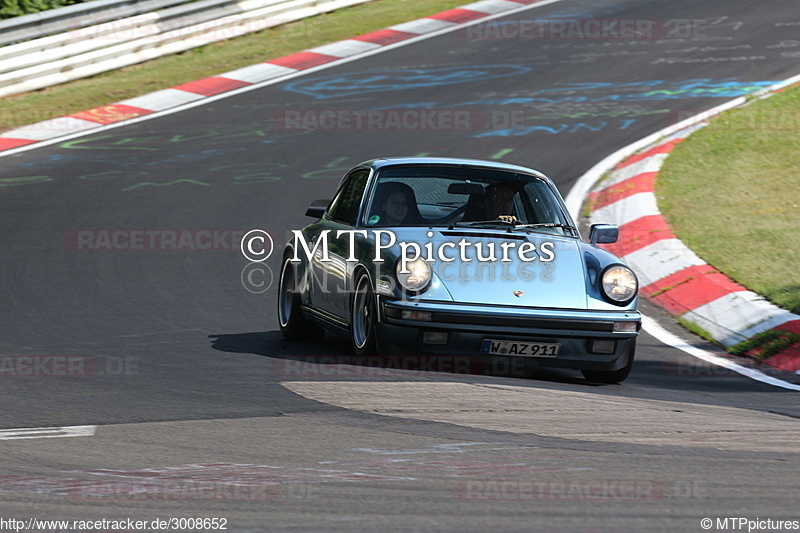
[{"x1": 423, "y1": 203, "x2": 468, "y2": 225}]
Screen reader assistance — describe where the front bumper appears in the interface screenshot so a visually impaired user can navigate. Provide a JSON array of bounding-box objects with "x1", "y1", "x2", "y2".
[{"x1": 377, "y1": 298, "x2": 640, "y2": 373}]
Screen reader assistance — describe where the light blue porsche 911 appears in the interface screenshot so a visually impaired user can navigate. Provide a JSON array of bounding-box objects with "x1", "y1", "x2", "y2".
[{"x1": 278, "y1": 157, "x2": 641, "y2": 383}]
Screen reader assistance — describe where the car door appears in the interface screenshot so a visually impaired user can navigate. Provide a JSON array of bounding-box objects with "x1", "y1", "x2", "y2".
[{"x1": 309, "y1": 168, "x2": 370, "y2": 319}]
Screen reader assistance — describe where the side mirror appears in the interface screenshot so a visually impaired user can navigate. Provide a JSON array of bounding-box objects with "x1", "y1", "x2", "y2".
[
  {"x1": 589, "y1": 224, "x2": 619, "y2": 244},
  {"x1": 305, "y1": 199, "x2": 330, "y2": 218}
]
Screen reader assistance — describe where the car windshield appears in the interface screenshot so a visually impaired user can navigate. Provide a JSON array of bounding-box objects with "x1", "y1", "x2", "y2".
[{"x1": 363, "y1": 165, "x2": 576, "y2": 236}]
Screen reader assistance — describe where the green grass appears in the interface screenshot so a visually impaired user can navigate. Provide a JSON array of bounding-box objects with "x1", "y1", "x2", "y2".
[
  {"x1": 677, "y1": 316, "x2": 716, "y2": 345},
  {"x1": 0, "y1": 0, "x2": 465, "y2": 133},
  {"x1": 729, "y1": 329, "x2": 800, "y2": 360},
  {"x1": 1, "y1": 0, "x2": 88, "y2": 19},
  {"x1": 657, "y1": 86, "x2": 800, "y2": 314}
]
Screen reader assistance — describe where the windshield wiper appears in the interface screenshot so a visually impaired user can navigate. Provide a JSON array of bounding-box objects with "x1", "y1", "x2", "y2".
[
  {"x1": 513, "y1": 223, "x2": 572, "y2": 229},
  {"x1": 448, "y1": 221, "x2": 579, "y2": 237},
  {"x1": 511, "y1": 223, "x2": 578, "y2": 235},
  {"x1": 448, "y1": 219, "x2": 515, "y2": 229}
]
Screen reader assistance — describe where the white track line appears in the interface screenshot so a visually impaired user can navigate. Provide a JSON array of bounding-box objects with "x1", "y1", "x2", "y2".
[
  {"x1": 643, "y1": 317, "x2": 800, "y2": 392},
  {"x1": 0, "y1": 425, "x2": 96, "y2": 440}
]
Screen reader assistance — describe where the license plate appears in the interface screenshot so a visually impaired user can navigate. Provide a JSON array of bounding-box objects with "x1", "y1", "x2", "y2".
[{"x1": 481, "y1": 339, "x2": 560, "y2": 357}]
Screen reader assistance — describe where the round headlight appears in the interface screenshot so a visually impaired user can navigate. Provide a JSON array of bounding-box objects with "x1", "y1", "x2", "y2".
[
  {"x1": 601, "y1": 265, "x2": 637, "y2": 304},
  {"x1": 396, "y1": 258, "x2": 432, "y2": 292}
]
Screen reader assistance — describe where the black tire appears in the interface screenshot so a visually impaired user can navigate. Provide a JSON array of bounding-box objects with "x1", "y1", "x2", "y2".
[
  {"x1": 581, "y1": 339, "x2": 636, "y2": 384},
  {"x1": 350, "y1": 271, "x2": 378, "y2": 355},
  {"x1": 278, "y1": 256, "x2": 323, "y2": 341}
]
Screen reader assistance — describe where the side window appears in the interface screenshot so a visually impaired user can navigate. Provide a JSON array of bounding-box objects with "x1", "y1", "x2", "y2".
[{"x1": 327, "y1": 170, "x2": 369, "y2": 225}]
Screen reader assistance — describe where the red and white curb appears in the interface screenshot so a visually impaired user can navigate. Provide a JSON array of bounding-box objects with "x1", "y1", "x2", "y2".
[
  {"x1": 0, "y1": 0, "x2": 550, "y2": 154},
  {"x1": 584, "y1": 82, "x2": 800, "y2": 374}
]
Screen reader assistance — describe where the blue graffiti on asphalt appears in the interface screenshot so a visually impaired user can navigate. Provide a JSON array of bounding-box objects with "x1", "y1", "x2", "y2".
[
  {"x1": 475, "y1": 119, "x2": 638, "y2": 137},
  {"x1": 530, "y1": 79, "x2": 776, "y2": 98},
  {"x1": 371, "y1": 79, "x2": 777, "y2": 112},
  {"x1": 364, "y1": 78, "x2": 777, "y2": 138},
  {"x1": 282, "y1": 65, "x2": 532, "y2": 99},
  {"x1": 10, "y1": 148, "x2": 247, "y2": 170}
]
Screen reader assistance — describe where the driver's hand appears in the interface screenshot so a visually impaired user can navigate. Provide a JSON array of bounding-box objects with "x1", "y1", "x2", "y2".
[{"x1": 497, "y1": 215, "x2": 518, "y2": 224}]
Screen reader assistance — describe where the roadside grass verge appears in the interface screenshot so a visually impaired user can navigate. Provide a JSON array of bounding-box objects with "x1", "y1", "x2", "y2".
[
  {"x1": 657, "y1": 85, "x2": 800, "y2": 315},
  {"x1": 730, "y1": 329, "x2": 800, "y2": 360},
  {"x1": 0, "y1": 0, "x2": 465, "y2": 133}
]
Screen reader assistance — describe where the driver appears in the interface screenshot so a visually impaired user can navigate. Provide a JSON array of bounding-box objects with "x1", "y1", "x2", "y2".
[{"x1": 465, "y1": 183, "x2": 518, "y2": 223}]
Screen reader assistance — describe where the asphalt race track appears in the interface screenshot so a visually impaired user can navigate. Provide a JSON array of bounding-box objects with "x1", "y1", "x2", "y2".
[{"x1": 1, "y1": 0, "x2": 799, "y2": 531}]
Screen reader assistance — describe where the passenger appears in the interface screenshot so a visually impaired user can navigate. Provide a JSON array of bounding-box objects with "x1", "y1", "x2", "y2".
[
  {"x1": 369, "y1": 182, "x2": 421, "y2": 226},
  {"x1": 381, "y1": 190, "x2": 409, "y2": 225}
]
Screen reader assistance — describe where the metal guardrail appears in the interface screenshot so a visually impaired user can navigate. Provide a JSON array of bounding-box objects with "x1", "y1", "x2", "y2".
[
  {"x1": 0, "y1": 0, "x2": 282, "y2": 67},
  {"x1": 0, "y1": 0, "x2": 196, "y2": 47},
  {"x1": 0, "y1": 0, "x2": 372, "y2": 98}
]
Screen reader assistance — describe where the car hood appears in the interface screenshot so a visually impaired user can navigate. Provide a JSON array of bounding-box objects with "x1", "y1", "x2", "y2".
[{"x1": 392, "y1": 228, "x2": 588, "y2": 310}]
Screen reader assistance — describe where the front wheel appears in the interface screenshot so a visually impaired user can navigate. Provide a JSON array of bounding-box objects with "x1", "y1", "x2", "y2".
[
  {"x1": 350, "y1": 272, "x2": 378, "y2": 355},
  {"x1": 581, "y1": 339, "x2": 636, "y2": 384},
  {"x1": 278, "y1": 257, "x2": 323, "y2": 341}
]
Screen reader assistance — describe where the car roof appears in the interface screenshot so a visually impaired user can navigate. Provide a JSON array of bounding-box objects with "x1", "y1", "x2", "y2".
[{"x1": 358, "y1": 156, "x2": 549, "y2": 179}]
